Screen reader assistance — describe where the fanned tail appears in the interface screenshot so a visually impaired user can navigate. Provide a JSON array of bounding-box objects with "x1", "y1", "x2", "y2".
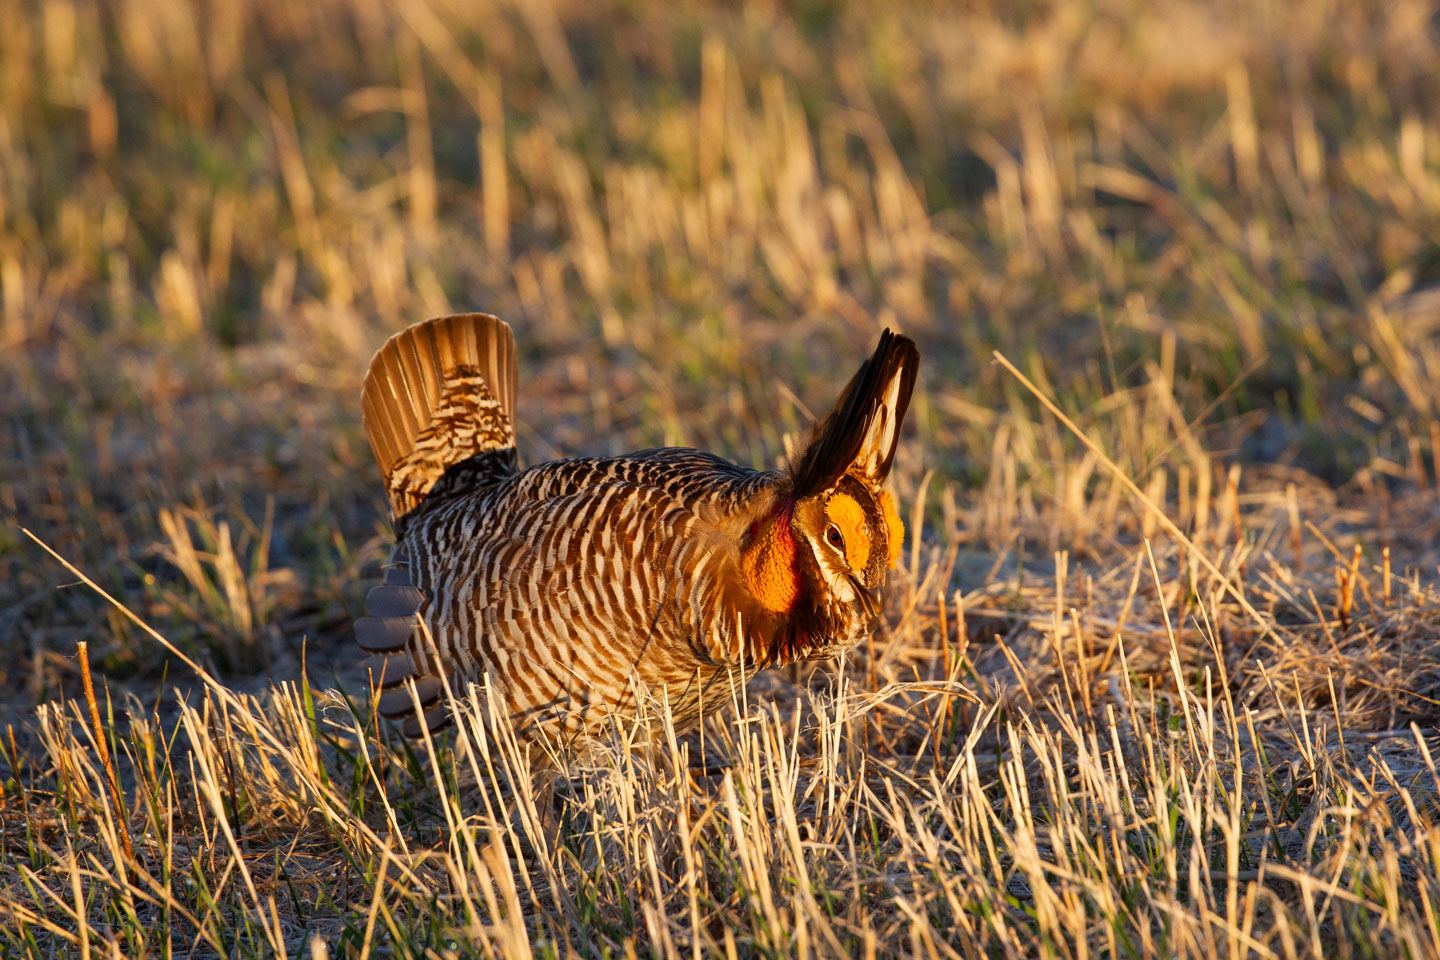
[{"x1": 361, "y1": 313, "x2": 519, "y2": 517}]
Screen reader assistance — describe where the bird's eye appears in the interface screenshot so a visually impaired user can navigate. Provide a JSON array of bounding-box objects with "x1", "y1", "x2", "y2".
[{"x1": 825, "y1": 526, "x2": 845, "y2": 550}]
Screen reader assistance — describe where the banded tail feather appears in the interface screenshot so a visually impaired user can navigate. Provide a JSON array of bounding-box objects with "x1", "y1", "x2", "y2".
[{"x1": 361, "y1": 313, "x2": 520, "y2": 517}]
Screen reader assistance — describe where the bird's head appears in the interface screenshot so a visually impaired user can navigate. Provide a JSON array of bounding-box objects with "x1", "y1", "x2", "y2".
[{"x1": 740, "y1": 330, "x2": 919, "y2": 662}]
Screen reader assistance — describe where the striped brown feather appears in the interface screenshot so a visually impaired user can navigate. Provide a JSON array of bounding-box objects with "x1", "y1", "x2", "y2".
[{"x1": 387, "y1": 457, "x2": 782, "y2": 740}]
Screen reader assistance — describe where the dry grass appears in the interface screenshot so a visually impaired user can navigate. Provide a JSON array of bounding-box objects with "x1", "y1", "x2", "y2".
[{"x1": 5, "y1": 0, "x2": 1440, "y2": 955}]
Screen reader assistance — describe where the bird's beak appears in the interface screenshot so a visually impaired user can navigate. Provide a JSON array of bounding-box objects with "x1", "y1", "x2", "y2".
[{"x1": 847, "y1": 574, "x2": 880, "y2": 620}]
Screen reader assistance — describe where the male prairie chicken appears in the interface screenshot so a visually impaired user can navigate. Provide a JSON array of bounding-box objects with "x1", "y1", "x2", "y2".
[{"x1": 356, "y1": 314, "x2": 918, "y2": 742}]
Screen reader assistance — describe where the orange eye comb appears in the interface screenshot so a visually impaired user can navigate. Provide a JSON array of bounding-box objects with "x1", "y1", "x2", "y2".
[
  {"x1": 880, "y1": 489, "x2": 903, "y2": 567},
  {"x1": 824, "y1": 493, "x2": 871, "y2": 573}
]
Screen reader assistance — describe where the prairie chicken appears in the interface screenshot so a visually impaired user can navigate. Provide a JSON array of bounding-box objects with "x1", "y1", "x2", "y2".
[{"x1": 356, "y1": 314, "x2": 918, "y2": 742}]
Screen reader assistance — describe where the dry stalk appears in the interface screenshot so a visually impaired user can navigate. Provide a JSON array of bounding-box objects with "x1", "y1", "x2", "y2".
[
  {"x1": 1287, "y1": 482, "x2": 1303, "y2": 569},
  {"x1": 1337, "y1": 567, "x2": 1352, "y2": 632},
  {"x1": 1383, "y1": 545, "x2": 1392, "y2": 604},
  {"x1": 76, "y1": 640, "x2": 134, "y2": 864},
  {"x1": 1432, "y1": 421, "x2": 1440, "y2": 512}
]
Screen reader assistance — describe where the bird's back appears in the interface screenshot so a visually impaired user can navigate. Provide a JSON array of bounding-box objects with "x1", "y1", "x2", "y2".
[{"x1": 396, "y1": 449, "x2": 780, "y2": 737}]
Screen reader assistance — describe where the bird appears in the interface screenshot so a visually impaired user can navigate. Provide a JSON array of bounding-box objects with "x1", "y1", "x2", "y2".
[{"x1": 355, "y1": 313, "x2": 918, "y2": 745}]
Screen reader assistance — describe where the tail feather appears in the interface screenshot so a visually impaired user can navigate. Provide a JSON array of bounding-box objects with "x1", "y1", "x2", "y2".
[
  {"x1": 361, "y1": 313, "x2": 519, "y2": 516},
  {"x1": 789, "y1": 329, "x2": 919, "y2": 496}
]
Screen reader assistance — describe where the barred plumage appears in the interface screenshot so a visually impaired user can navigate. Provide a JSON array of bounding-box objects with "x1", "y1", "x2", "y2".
[{"x1": 357, "y1": 314, "x2": 918, "y2": 743}]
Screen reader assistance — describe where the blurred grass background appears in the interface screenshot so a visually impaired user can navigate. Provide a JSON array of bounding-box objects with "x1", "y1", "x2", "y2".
[{"x1": 6, "y1": 0, "x2": 1440, "y2": 692}]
